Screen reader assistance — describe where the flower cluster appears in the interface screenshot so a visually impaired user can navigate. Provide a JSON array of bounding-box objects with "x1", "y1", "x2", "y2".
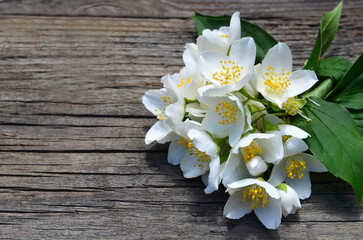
[{"x1": 142, "y1": 12, "x2": 328, "y2": 229}]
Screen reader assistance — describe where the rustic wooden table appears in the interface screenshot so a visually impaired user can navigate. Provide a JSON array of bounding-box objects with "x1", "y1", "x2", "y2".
[{"x1": 0, "y1": 0, "x2": 362, "y2": 239}]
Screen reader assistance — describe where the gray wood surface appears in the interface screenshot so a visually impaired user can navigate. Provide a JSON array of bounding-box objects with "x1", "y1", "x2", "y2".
[{"x1": 0, "y1": 0, "x2": 362, "y2": 239}]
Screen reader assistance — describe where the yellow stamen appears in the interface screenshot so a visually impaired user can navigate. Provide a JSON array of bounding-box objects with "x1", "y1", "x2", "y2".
[
  {"x1": 212, "y1": 61, "x2": 243, "y2": 85},
  {"x1": 285, "y1": 156, "x2": 306, "y2": 179},
  {"x1": 154, "y1": 96, "x2": 176, "y2": 121},
  {"x1": 181, "y1": 138, "x2": 211, "y2": 169},
  {"x1": 282, "y1": 97, "x2": 300, "y2": 116},
  {"x1": 242, "y1": 141, "x2": 262, "y2": 163},
  {"x1": 264, "y1": 65, "x2": 290, "y2": 94},
  {"x1": 242, "y1": 184, "x2": 269, "y2": 210},
  {"x1": 215, "y1": 101, "x2": 238, "y2": 125}
]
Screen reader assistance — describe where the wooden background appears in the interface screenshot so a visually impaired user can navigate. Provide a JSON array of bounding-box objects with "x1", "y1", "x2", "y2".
[{"x1": 0, "y1": 0, "x2": 362, "y2": 239}]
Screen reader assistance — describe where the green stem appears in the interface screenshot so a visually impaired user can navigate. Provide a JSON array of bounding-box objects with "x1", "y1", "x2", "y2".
[{"x1": 273, "y1": 112, "x2": 289, "y2": 117}]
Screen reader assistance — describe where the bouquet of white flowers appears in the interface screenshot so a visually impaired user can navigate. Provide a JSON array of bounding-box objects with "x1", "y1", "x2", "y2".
[{"x1": 142, "y1": 2, "x2": 363, "y2": 229}]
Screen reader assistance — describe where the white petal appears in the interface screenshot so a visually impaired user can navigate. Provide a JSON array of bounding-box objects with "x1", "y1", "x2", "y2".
[
  {"x1": 245, "y1": 156, "x2": 268, "y2": 177},
  {"x1": 167, "y1": 140, "x2": 187, "y2": 165},
  {"x1": 285, "y1": 70, "x2": 318, "y2": 97},
  {"x1": 268, "y1": 159, "x2": 287, "y2": 186},
  {"x1": 201, "y1": 109, "x2": 229, "y2": 137},
  {"x1": 262, "y1": 42, "x2": 292, "y2": 74},
  {"x1": 254, "y1": 197, "x2": 282, "y2": 229},
  {"x1": 201, "y1": 172, "x2": 209, "y2": 186},
  {"x1": 178, "y1": 67, "x2": 200, "y2": 100},
  {"x1": 145, "y1": 121, "x2": 176, "y2": 144},
  {"x1": 142, "y1": 88, "x2": 168, "y2": 115},
  {"x1": 285, "y1": 170, "x2": 311, "y2": 200},
  {"x1": 197, "y1": 30, "x2": 228, "y2": 54},
  {"x1": 258, "y1": 133, "x2": 284, "y2": 164},
  {"x1": 279, "y1": 185, "x2": 301, "y2": 217},
  {"x1": 264, "y1": 114, "x2": 284, "y2": 125},
  {"x1": 205, "y1": 156, "x2": 221, "y2": 194},
  {"x1": 284, "y1": 138, "x2": 308, "y2": 157},
  {"x1": 165, "y1": 101, "x2": 185, "y2": 122},
  {"x1": 299, "y1": 153, "x2": 328, "y2": 172},
  {"x1": 188, "y1": 129, "x2": 217, "y2": 156},
  {"x1": 228, "y1": 12, "x2": 241, "y2": 43},
  {"x1": 278, "y1": 124, "x2": 310, "y2": 139},
  {"x1": 221, "y1": 152, "x2": 250, "y2": 187},
  {"x1": 229, "y1": 113, "x2": 244, "y2": 147},
  {"x1": 183, "y1": 47, "x2": 198, "y2": 73},
  {"x1": 229, "y1": 38, "x2": 256, "y2": 72},
  {"x1": 224, "y1": 191, "x2": 252, "y2": 219},
  {"x1": 180, "y1": 151, "x2": 209, "y2": 178}
]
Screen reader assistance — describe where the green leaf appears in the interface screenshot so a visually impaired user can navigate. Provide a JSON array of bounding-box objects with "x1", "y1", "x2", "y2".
[
  {"x1": 191, "y1": 12, "x2": 277, "y2": 63},
  {"x1": 304, "y1": 1, "x2": 343, "y2": 70},
  {"x1": 328, "y1": 52, "x2": 363, "y2": 110},
  {"x1": 316, "y1": 56, "x2": 352, "y2": 81},
  {"x1": 292, "y1": 97, "x2": 363, "y2": 205}
]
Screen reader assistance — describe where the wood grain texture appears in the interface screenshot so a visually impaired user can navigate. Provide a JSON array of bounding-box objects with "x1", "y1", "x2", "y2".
[
  {"x1": 0, "y1": 1, "x2": 362, "y2": 239},
  {"x1": 0, "y1": 0, "x2": 363, "y2": 19}
]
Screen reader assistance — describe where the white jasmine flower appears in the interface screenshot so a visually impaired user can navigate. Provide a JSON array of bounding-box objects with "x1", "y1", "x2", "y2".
[
  {"x1": 255, "y1": 42, "x2": 318, "y2": 108},
  {"x1": 197, "y1": 37, "x2": 256, "y2": 97},
  {"x1": 221, "y1": 132, "x2": 283, "y2": 186},
  {"x1": 277, "y1": 183, "x2": 301, "y2": 217},
  {"x1": 199, "y1": 93, "x2": 248, "y2": 146},
  {"x1": 268, "y1": 153, "x2": 328, "y2": 199},
  {"x1": 224, "y1": 178, "x2": 282, "y2": 229},
  {"x1": 264, "y1": 114, "x2": 310, "y2": 157},
  {"x1": 168, "y1": 46, "x2": 206, "y2": 100},
  {"x1": 167, "y1": 120, "x2": 201, "y2": 165},
  {"x1": 142, "y1": 86, "x2": 184, "y2": 144},
  {"x1": 179, "y1": 128, "x2": 221, "y2": 194},
  {"x1": 197, "y1": 12, "x2": 241, "y2": 54}
]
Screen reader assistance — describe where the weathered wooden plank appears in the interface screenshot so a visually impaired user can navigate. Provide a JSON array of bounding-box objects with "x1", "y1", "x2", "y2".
[
  {"x1": 0, "y1": 152, "x2": 361, "y2": 239},
  {"x1": 0, "y1": 116, "x2": 164, "y2": 151},
  {"x1": 0, "y1": 2, "x2": 362, "y2": 238},
  {"x1": 0, "y1": 15, "x2": 362, "y2": 118},
  {"x1": 0, "y1": 0, "x2": 362, "y2": 19}
]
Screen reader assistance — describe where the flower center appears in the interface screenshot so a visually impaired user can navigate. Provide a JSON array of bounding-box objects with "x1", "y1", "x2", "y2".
[
  {"x1": 180, "y1": 138, "x2": 211, "y2": 169},
  {"x1": 221, "y1": 34, "x2": 229, "y2": 38},
  {"x1": 242, "y1": 141, "x2": 262, "y2": 163},
  {"x1": 282, "y1": 135, "x2": 292, "y2": 145},
  {"x1": 212, "y1": 60, "x2": 243, "y2": 85},
  {"x1": 215, "y1": 100, "x2": 238, "y2": 125},
  {"x1": 282, "y1": 97, "x2": 300, "y2": 115},
  {"x1": 264, "y1": 66, "x2": 291, "y2": 94},
  {"x1": 285, "y1": 156, "x2": 306, "y2": 179},
  {"x1": 178, "y1": 77, "x2": 192, "y2": 90},
  {"x1": 242, "y1": 184, "x2": 268, "y2": 210},
  {"x1": 154, "y1": 96, "x2": 176, "y2": 121}
]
